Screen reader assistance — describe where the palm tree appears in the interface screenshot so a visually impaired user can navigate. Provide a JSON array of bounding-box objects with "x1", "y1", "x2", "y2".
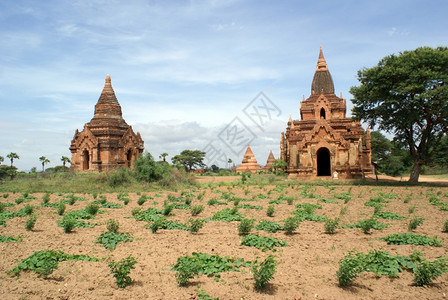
[
  {"x1": 159, "y1": 153, "x2": 168, "y2": 162},
  {"x1": 0, "y1": 156, "x2": 4, "y2": 165},
  {"x1": 39, "y1": 156, "x2": 50, "y2": 172},
  {"x1": 6, "y1": 152, "x2": 19, "y2": 167},
  {"x1": 61, "y1": 156, "x2": 71, "y2": 167},
  {"x1": 228, "y1": 158, "x2": 232, "y2": 169}
]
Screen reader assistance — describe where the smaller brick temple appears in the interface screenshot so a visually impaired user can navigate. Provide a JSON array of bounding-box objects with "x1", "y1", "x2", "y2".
[
  {"x1": 236, "y1": 145, "x2": 261, "y2": 173},
  {"x1": 70, "y1": 75, "x2": 144, "y2": 172},
  {"x1": 263, "y1": 150, "x2": 276, "y2": 171},
  {"x1": 280, "y1": 47, "x2": 372, "y2": 179}
]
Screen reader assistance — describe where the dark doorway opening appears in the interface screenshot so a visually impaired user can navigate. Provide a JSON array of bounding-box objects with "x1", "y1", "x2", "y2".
[
  {"x1": 320, "y1": 108, "x2": 326, "y2": 119},
  {"x1": 317, "y1": 147, "x2": 331, "y2": 176},
  {"x1": 126, "y1": 150, "x2": 132, "y2": 167},
  {"x1": 82, "y1": 150, "x2": 90, "y2": 170}
]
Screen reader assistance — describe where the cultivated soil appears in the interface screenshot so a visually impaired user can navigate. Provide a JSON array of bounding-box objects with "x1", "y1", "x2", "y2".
[{"x1": 0, "y1": 181, "x2": 447, "y2": 299}]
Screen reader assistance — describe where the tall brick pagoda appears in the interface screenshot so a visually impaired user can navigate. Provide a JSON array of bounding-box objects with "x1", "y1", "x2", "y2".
[
  {"x1": 236, "y1": 145, "x2": 261, "y2": 173},
  {"x1": 280, "y1": 47, "x2": 372, "y2": 179},
  {"x1": 70, "y1": 75, "x2": 144, "y2": 172}
]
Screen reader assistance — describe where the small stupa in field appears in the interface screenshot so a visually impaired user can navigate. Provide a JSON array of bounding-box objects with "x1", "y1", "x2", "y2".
[
  {"x1": 69, "y1": 75, "x2": 144, "y2": 172},
  {"x1": 263, "y1": 150, "x2": 276, "y2": 171},
  {"x1": 236, "y1": 145, "x2": 261, "y2": 173}
]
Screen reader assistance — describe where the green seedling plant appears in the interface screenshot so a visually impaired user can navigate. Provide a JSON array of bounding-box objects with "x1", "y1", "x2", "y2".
[
  {"x1": 408, "y1": 217, "x2": 425, "y2": 231},
  {"x1": 380, "y1": 232, "x2": 443, "y2": 247},
  {"x1": 61, "y1": 215, "x2": 76, "y2": 233},
  {"x1": 108, "y1": 255, "x2": 137, "y2": 288},
  {"x1": 96, "y1": 232, "x2": 133, "y2": 250},
  {"x1": 324, "y1": 217, "x2": 339, "y2": 234},
  {"x1": 188, "y1": 218, "x2": 205, "y2": 233},
  {"x1": 8, "y1": 250, "x2": 98, "y2": 278},
  {"x1": 252, "y1": 255, "x2": 277, "y2": 290},
  {"x1": 283, "y1": 217, "x2": 300, "y2": 234},
  {"x1": 190, "y1": 205, "x2": 205, "y2": 216},
  {"x1": 241, "y1": 234, "x2": 287, "y2": 252},
  {"x1": 0, "y1": 235, "x2": 22, "y2": 242},
  {"x1": 85, "y1": 203, "x2": 99, "y2": 216},
  {"x1": 106, "y1": 219, "x2": 119, "y2": 233},
  {"x1": 266, "y1": 205, "x2": 275, "y2": 217},
  {"x1": 256, "y1": 220, "x2": 283, "y2": 233},
  {"x1": 171, "y1": 252, "x2": 251, "y2": 286},
  {"x1": 25, "y1": 215, "x2": 37, "y2": 231},
  {"x1": 238, "y1": 218, "x2": 255, "y2": 235},
  {"x1": 57, "y1": 202, "x2": 66, "y2": 215},
  {"x1": 413, "y1": 257, "x2": 448, "y2": 286},
  {"x1": 23, "y1": 204, "x2": 34, "y2": 215}
]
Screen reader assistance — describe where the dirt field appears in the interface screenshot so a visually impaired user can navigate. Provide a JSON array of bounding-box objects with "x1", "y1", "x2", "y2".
[{"x1": 1, "y1": 181, "x2": 447, "y2": 299}]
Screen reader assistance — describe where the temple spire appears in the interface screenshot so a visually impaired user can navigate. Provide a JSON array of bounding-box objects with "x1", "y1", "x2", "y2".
[
  {"x1": 311, "y1": 47, "x2": 334, "y2": 95},
  {"x1": 316, "y1": 46, "x2": 329, "y2": 71}
]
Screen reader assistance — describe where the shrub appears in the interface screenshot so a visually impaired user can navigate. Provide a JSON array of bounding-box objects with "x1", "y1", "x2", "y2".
[
  {"x1": 256, "y1": 221, "x2": 283, "y2": 233},
  {"x1": 42, "y1": 193, "x2": 50, "y2": 204},
  {"x1": 324, "y1": 218, "x2": 339, "y2": 234},
  {"x1": 163, "y1": 204, "x2": 174, "y2": 216},
  {"x1": 444, "y1": 219, "x2": 448, "y2": 233},
  {"x1": 190, "y1": 205, "x2": 204, "y2": 216},
  {"x1": 134, "y1": 152, "x2": 168, "y2": 182},
  {"x1": 25, "y1": 215, "x2": 37, "y2": 231},
  {"x1": 108, "y1": 256, "x2": 137, "y2": 288},
  {"x1": 266, "y1": 205, "x2": 275, "y2": 217},
  {"x1": 408, "y1": 217, "x2": 425, "y2": 231},
  {"x1": 149, "y1": 218, "x2": 165, "y2": 233},
  {"x1": 408, "y1": 205, "x2": 416, "y2": 214},
  {"x1": 238, "y1": 218, "x2": 255, "y2": 235},
  {"x1": 24, "y1": 204, "x2": 34, "y2": 215},
  {"x1": 137, "y1": 195, "x2": 147, "y2": 206},
  {"x1": 413, "y1": 258, "x2": 448, "y2": 286},
  {"x1": 107, "y1": 167, "x2": 133, "y2": 187},
  {"x1": 188, "y1": 219, "x2": 205, "y2": 233},
  {"x1": 252, "y1": 255, "x2": 277, "y2": 290},
  {"x1": 337, "y1": 251, "x2": 365, "y2": 286},
  {"x1": 85, "y1": 203, "x2": 99, "y2": 216},
  {"x1": 106, "y1": 219, "x2": 119, "y2": 233},
  {"x1": 61, "y1": 216, "x2": 76, "y2": 233},
  {"x1": 57, "y1": 202, "x2": 66, "y2": 215},
  {"x1": 283, "y1": 217, "x2": 300, "y2": 234},
  {"x1": 359, "y1": 218, "x2": 376, "y2": 234}
]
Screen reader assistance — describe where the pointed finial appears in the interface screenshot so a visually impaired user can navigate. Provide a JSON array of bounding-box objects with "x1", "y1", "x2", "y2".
[
  {"x1": 106, "y1": 74, "x2": 111, "y2": 83},
  {"x1": 316, "y1": 46, "x2": 329, "y2": 71},
  {"x1": 302, "y1": 94, "x2": 305, "y2": 101},
  {"x1": 340, "y1": 92, "x2": 343, "y2": 98}
]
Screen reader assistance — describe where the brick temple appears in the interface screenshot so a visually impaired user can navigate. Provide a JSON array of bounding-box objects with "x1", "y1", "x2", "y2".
[
  {"x1": 70, "y1": 75, "x2": 144, "y2": 172},
  {"x1": 236, "y1": 145, "x2": 261, "y2": 173},
  {"x1": 280, "y1": 47, "x2": 372, "y2": 179}
]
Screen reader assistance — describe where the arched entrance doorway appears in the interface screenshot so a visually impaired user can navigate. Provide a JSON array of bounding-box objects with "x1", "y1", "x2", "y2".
[
  {"x1": 317, "y1": 147, "x2": 331, "y2": 176},
  {"x1": 82, "y1": 150, "x2": 90, "y2": 170},
  {"x1": 320, "y1": 108, "x2": 326, "y2": 119},
  {"x1": 126, "y1": 149, "x2": 132, "y2": 167}
]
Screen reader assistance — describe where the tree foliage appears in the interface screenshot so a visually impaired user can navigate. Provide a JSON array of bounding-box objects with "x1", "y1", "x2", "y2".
[
  {"x1": 39, "y1": 156, "x2": 50, "y2": 172},
  {"x1": 134, "y1": 152, "x2": 170, "y2": 182},
  {"x1": 61, "y1": 156, "x2": 71, "y2": 167},
  {"x1": 6, "y1": 152, "x2": 19, "y2": 167},
  {"x1": 351, "y1": 47, "x2": 448, "y2": 182},
  {"x1": 172, "y1": 150, "x2": 206, "y2": 172}
]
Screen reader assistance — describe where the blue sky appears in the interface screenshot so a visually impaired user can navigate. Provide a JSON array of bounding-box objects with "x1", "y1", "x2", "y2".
[{"x1": 1, "y1": 0, "x2": 447, "y2": 171}]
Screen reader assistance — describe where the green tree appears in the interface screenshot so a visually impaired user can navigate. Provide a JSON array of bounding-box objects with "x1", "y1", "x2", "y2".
[
  {"x1": 171, "y1": 150, "x2": 206, "y2": 172},
  {"x1": 159, "y1": 153, "x2": 168, "y2": 162},
  {"x1": 39, "y1": 156, "x2": 50, "y2": 172},
  {"x1": 134, "y1": 151, "x2": 169, "y2": 182},
  {"x1": 370, "y1": 131, "x2": 409, "y2": 176},
  {"x1": 272, "y1": 159, "x2": 287, "y2": 173},
  {"x1": 0, "y1": 156, "x2": 3, "y2": 165},
  {"x1": 6, "y1": 152, "x2": 19, "y2": 167},
  {"x1": 430, "y1": 135, "x2": 448, "y2": 170},
  {"x1": 350, "y1": 47, "x2": 448, "y2": 182},
  {"x1": 61, "y1": 156, "x2": 71, "y2": 167}
]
